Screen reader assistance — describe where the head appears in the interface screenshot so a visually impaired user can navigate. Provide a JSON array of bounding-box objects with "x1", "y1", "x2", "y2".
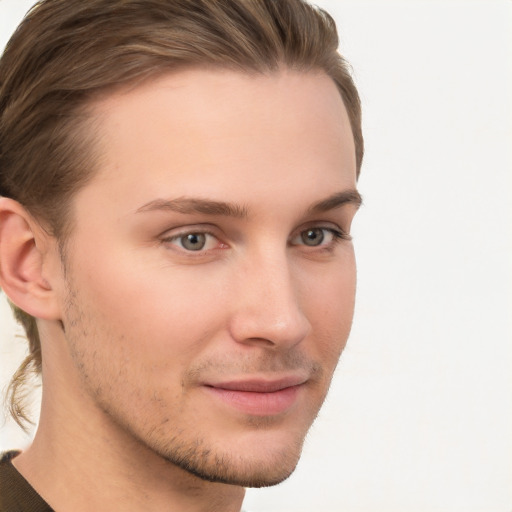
[{"x1": 0, "y1": 0, "x2": 363, "y2": 487}]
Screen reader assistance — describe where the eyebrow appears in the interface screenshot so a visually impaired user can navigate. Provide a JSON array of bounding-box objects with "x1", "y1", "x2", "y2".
[
  {"x1": 307, "y1": 189, "x2": 363, "y2": 213},
  {"x1": 135, "y1": 189, "x2": 362, "y2": 218},
  {"x1": 136, "y1": 197, "x2": 249, "y2": 218}
]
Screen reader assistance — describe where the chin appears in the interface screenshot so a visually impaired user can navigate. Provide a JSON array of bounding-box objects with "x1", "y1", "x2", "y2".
[
  {"x1": 164, "y1": 441, "x2": 304, "y2": 488},
  {"x1": 151, "y1": 427, "x2": 307, "y2": 488}
]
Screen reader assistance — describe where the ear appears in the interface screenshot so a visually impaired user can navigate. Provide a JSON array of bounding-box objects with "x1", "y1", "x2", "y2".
[{"x1": 0, "y1": 197, "x2": 62, "y2": 320}]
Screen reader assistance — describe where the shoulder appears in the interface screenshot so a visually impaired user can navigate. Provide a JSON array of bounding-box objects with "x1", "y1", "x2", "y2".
[
  {"x1": 0, "y1": 451, "x2": 20, "y2": 463},
  {"x1": 0, "y1": 451, "x2": 53, "y2": 512}
]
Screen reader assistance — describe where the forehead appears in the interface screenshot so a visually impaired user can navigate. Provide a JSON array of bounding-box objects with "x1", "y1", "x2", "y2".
[{"x1": 79, "y1": 68, "x2": 356, "y2": 216}]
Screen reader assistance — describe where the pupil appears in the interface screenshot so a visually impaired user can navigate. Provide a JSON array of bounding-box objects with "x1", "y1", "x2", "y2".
[
  {"x1": 182, "y1": 233, "x2": 206, "y2": 250},
  {"x1": 303, "y1": 228, "x2": 324, "y2": 246}
]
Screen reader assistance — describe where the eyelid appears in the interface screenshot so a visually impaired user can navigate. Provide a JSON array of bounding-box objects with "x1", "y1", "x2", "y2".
[
  {"x1": 159, "y1": 223, "x2": 219, "y2": 239},
  {"x1": 295, "y1": 221, "x2": 351, "y2": 240},
  {"x1": 289, "y1": 225, "x2": 351, "y2": 248},
  {"x1": 160, "y1": 224, "x2": 227, "y2": 252}
]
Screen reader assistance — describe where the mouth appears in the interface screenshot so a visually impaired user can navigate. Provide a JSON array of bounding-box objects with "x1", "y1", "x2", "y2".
[{"x1": 202, "y1": 376, "x2": 307, "y2": 416}]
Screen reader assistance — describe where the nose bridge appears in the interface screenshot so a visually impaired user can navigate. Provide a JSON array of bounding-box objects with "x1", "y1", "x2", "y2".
[{"x1": 229, "y1": 245, "x2": 311, "y2": 348}]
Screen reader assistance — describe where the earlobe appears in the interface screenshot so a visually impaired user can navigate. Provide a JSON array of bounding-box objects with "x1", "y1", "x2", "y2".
[{"x1": 0, "y1": 198, "x2": 61, "y2": 320}]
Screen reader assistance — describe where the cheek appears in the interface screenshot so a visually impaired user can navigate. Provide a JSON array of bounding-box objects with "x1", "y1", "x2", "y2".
[
  {"x1": 62, "y1": 255, "x2": 232, "y2": 420},
  {"x1": 68, "y1": 246, "x2": 230, "y2": 362},
  {"x1": 302, "y1": 255, "x2": 356, "y2": 363}
]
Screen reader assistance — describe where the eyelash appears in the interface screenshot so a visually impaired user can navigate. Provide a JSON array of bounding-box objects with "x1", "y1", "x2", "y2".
[
  {"x1": 290, "y1": 227, "x2": 351, "y2": 247},
  {"x1": 161, "y1": 226, "x2": 350, "y2": 253},
  {"x1": 162, "y1": 229, "x2": 223, "y2": 252}
]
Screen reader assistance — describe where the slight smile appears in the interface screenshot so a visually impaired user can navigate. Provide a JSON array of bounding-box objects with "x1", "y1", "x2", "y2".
[{"x1": 203, "y1": 376, "x2": 308, "y2": 416}]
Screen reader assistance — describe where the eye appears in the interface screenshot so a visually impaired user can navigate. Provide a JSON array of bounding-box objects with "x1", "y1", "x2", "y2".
[
  {"x1": 301, "y1": 228, "x2": 326, "y2": 246},
  {"x1": 291, "y1": 227, "x2": 348, "y2": 247},
  {"x1": 179, "y1": 232, "x2": 207, "y2": 251},
  {"x1": 164, "y1": 231, "x2": 220, "y2": 251}
]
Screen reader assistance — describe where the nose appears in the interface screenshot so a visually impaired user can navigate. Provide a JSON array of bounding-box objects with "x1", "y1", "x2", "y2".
[{"x1": 228, "y1": 250, "x2": 311, "y2": 350}]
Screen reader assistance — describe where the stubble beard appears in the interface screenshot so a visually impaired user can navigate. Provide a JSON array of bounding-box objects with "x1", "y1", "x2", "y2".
[
  {"x1": 148, "y1": 424, "x2": 306, "y2": 487},
  {"x1": 62, "y1": 281, "x2": 329, "y2": 488}
]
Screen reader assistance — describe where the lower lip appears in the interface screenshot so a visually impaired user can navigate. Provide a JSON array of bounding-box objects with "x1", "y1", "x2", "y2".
[{"x1": 204, "y1": 385, "x2": 302, "y2": 416}]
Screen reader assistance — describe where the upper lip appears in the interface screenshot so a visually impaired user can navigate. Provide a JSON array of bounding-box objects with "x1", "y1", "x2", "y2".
[{"x1": 204, "y1": 375, "x2": 308, "y2": 393}]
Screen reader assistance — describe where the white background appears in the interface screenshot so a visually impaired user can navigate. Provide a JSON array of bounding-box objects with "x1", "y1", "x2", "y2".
[{"x1": 1, "y1": 1, "x2": 511, "y2": 511}]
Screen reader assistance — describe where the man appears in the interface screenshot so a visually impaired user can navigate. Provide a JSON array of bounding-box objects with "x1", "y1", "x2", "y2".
[{"x1": 0, "y1": 0, "x2": 363, "y2": 510}]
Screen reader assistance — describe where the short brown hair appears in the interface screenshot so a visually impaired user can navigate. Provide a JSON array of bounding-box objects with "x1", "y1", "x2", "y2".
[{"x1": 0, "y1": 0, "x2": 363, "y2": 429}]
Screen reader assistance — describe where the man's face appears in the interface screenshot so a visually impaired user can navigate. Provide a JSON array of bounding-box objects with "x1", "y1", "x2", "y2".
[{"x1": 55, "y1": 69, "x2": 359, "y2": 486}]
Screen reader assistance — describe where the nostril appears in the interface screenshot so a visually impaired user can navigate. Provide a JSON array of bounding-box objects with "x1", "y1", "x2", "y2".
[{"x1": 228, "y1": 306, "x2": 311, "y2": 349}]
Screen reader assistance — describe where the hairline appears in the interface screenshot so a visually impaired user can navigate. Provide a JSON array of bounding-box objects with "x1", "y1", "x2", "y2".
[{"x1": 52, "y1": 63, "x2": 359, "y2": 251}]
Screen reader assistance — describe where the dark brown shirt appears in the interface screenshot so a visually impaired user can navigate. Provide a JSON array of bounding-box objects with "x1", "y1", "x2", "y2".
[{"x1": 0, "y1": 452, "x2": 53, "y2": 512}]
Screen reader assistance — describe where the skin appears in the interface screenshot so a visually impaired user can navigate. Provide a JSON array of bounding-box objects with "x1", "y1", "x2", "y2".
[{"x1": 4, "y1": 68, "x2": 360, "y2": 511}]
